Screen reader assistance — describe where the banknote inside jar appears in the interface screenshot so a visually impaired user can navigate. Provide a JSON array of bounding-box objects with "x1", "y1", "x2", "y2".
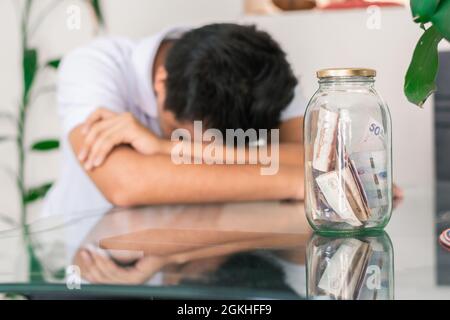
[{"x1": 310, "y1": 106, "x2": 389, "y2": 227}]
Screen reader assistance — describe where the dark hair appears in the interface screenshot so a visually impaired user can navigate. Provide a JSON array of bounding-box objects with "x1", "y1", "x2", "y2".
[{"x1": 164, "y1": 23, "x2": 298, "y2": 132}]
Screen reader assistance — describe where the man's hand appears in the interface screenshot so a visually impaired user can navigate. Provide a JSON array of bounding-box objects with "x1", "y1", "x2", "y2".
[
  {"x1": 75, "y1": 246, "x2": 167, "y2": 284},
  {"x1": 77, "y1": 108, "x2": 161, "y2": 170}
]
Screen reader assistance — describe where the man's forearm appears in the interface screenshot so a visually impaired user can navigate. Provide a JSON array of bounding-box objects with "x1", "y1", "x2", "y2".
[
  {"x1": 92, "y1": 148, "x2": 303, "y2": 206},
  {"x1": 70, "y1": 126, "x2": 304, "y2": 206},
  {"x1": 160, "y1": 139, "x2": 302, "y2": 166}
]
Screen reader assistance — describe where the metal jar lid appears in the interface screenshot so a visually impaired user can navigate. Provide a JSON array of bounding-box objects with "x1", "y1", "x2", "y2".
[{"x1": 316, "y1": 68, "x2": 376, "y2": 79}]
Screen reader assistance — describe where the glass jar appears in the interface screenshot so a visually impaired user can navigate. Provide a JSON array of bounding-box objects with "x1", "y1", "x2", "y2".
[
  {"x1": 306, "y1": 232, "x2": 394, "y2": 300},
  {"x1": 304, "y1": 68, "x2": 392, "y2": 234}
]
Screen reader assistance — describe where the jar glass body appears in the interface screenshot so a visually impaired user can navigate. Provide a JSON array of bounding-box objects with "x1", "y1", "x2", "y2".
[
  {"x1": 304, "y1": 76, "x2": 392, "y2": 233},
  {"x1": 306, "y1": 232, "x2": 394, "y2": 300}
]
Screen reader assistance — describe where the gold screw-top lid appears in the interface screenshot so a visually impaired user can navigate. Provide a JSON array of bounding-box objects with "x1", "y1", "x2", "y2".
[{"x1": 316, "y1": 68, "x2": 376, "y2": 79}]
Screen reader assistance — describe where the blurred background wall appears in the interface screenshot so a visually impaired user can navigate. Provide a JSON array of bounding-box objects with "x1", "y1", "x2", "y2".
[{"x1": 2, "y1": 1, "x2": 434, "y2": 220}]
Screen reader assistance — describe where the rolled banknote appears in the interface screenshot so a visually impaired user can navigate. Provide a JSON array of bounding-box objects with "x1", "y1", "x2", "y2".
[
  {"x1": 313, "y1": 107, "x2": 338, "y2": 172},
  {"x1": 336, "y1": 109, "x2": 352, "y2": 171},
  {"x1": 315, "y1": 171, "x2": 363, "y2": 227}
]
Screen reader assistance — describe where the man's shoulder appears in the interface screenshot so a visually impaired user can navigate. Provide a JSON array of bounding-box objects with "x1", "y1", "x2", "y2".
[{"x1": 60, "y1": 37, "x2": 136, "y2": 72}]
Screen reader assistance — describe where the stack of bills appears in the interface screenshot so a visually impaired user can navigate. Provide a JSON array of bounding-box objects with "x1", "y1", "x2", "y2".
[{"x1": 308, "y1": 106, "x2": 389, "y2": 227}]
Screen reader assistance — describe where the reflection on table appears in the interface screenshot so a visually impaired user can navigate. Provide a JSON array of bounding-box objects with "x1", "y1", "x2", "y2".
[
  {"x1": 306, "y1": 232, "x2": 394, "y2": 300},
  {"x1": 29, "y1": 201, "x2": 311, "y2": 299}
]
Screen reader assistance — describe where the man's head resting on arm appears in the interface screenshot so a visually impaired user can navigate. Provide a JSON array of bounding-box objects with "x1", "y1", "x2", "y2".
[{"x1": 154, "y1": 23, "x2": 298, "y2": 137}]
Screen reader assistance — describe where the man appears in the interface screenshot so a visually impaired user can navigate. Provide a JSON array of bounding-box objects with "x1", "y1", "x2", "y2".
[{"x1": 42, "y1": 24, "x2": 306, "y2": 216}]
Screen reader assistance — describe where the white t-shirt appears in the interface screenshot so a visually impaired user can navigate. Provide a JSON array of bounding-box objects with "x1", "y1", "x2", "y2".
[{"x1": 42, "y1": 27, "x2": 307, "y2": 217}]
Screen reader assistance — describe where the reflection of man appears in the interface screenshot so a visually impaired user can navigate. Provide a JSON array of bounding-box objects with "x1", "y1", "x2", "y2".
[
  {"x1": 71, "y1": 202, "x2": 310, "y2": 287},
  {"x1": 43, "y1": 24, "x2": 306, "y2": 216}
]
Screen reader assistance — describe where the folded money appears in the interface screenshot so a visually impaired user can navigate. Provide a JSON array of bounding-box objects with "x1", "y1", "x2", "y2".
[
  {"x1": 350, "y1": 150, "x2": 389, "y2": 209},
  {"x1": 343, "y1": 161, "x2": 371, "y2": 222},
  {"x1": 307, "y1": 162, "x2": 344, "y2": 223},
  {"x1": 318, "y1": 238, "x2": 372, "y2": 300},
  {"x1": 356, "y1": 116, "x2": 386, "y2": 152},
  {"x1": 313, "y1": 107, "x2": 338, "y2": 172},
  {"x1": 336, "y1": 109, "x2": 352, "y2": 171},
  {"x1": 310, "y1": 109, "x2": 389, "y2": 226},
  {"x1": 315, "y1": 171, "x2": 363, "y2": 227}
]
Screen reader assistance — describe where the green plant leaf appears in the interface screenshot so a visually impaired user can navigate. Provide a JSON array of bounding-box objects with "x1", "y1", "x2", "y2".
[
  {"x1": 404, "y1": 26, "x2": 443, "y2": 107},
  {"x1": 46, "y1": 58, "x2": 61, "y2": 69},
  {"x1": 89, "y1": 0, "x2": 104, "y2": 26},
  {"x1": 23, "y1": 48, "x2": 38, "y2": 101},
  {"x1": 431, "y1": 0, "x2": 450, "y2": 41},
  {"x1": 31, "y1": 139, "x2": 59, "y2": 151},
  {"x1": 24, "y1": 182, "x2": 53, "y2": 203},
  {"x1": 410, "y1": 0, "x2": 440, "y2": 23}
]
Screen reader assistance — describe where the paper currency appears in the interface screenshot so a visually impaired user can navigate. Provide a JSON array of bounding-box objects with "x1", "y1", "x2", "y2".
[
  {"x1": 343, "y1": 162, "x2": 371, "y2": 222},
  {"x1": 318, "y1": 238, "x2": 372, "y2": 300},
  {"x1": 336, "y1": 109, "x2": 352, "y2": 171},
  {"x1": 309, "y1": 109, "x2": 389, "y2": 226},
  {"x1": 307, "y1": 162, "x2": 344, "y2": 223},
  {"x1": 315, "y1": 171, "x2": 363, "y2": 227},
  {"x1": 350, "y1": 150, "x2": 389, "y2": 208},
  {"x1": 358, "y1": 116, "x2": 385, "y2": 152},
  {"x1": 313, "y1": 107, "x2": 338, "y2": 172}
]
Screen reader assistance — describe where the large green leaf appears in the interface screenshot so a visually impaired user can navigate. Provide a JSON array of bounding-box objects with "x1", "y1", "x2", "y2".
[
  {"x1": 46, "y1": 58, "x2": 61, "y2": 69},
  {"x1": 410, "y1": 0, "x2": 441, "y2": 23},
  {"x1": 404, "y1": 26, "x2": 443, "y2": 107},
  {"x1": 23, "y1": 48, "x2": 38, "y2": 101},
  {"x1": 31, "y1": 139, "x2": 59, "y2": 151},
  {"x1": 89, "y1": 0, "x2": 104, "y2": 26},
  {"x1": 431, "y1": 0, "x2": 450, "y2": 41},
  {"x1": 24, "y1": 182, "x2": 53, "y2": 203}
]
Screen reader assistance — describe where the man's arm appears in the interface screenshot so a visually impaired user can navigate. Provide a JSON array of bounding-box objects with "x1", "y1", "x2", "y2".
[
  {"x1": 157, "y1": 117, "x2": 303, "y2": 166},
  {"x1": 70, "y1": 110, "x2": 303, "y2": 206},
  {"x1": 69, "y1": 117, "x2": 304, "y2": 206}
]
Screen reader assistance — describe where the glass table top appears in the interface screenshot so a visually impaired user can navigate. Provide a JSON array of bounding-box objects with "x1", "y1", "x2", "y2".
[{"x1": 0, "y1": 186, "x2": 448, "y2": 300}]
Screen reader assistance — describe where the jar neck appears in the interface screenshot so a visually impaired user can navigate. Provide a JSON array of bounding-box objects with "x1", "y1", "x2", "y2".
[{"x1": 318, "y1": 76, "x2": 375, "y2": 89}]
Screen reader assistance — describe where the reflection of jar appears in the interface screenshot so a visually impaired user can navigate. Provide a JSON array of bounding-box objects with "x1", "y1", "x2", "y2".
[
  {"x1": 304, "y1": 68, "x2": 392, "y2": 233},
  {"x1": 306, "y1": 232, "x2": 394, "y2": 300}
]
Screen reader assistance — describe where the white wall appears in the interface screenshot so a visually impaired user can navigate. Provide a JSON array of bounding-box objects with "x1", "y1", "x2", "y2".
[{"x1": 0, "y1": 2, "x2": 435, "y2": 222}]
